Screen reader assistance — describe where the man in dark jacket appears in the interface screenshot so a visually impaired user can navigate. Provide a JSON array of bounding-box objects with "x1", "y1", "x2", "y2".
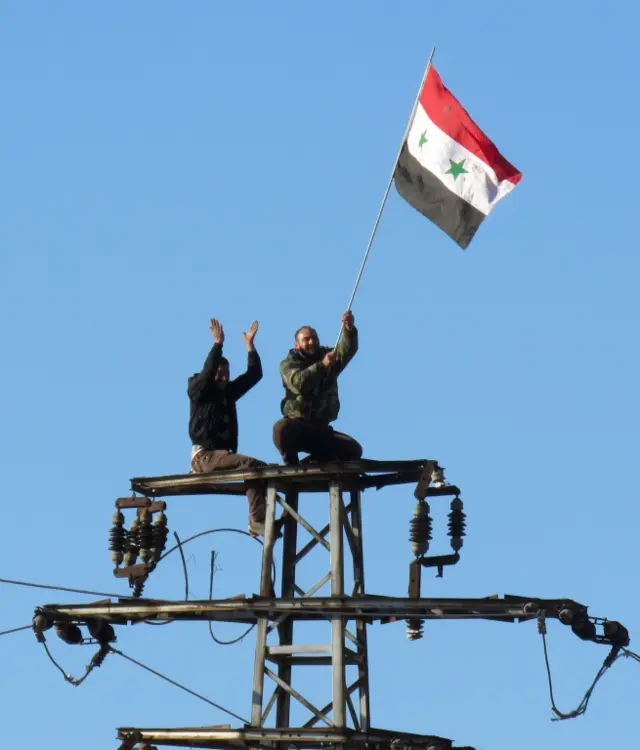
[
  {"x1": 188, "y1": 317, "x2": 267, "y2": 535},
  {"x1": 273, "y1": 310, "x2": 363, "y2": 464}
]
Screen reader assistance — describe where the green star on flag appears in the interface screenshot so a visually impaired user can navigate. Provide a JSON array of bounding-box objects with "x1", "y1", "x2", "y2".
[
  {"x1": 418, "y1": 130, "x2": 427, "y2": 148},
  {"x1": 445, "y1": 158, "x2": 468, "y2": 181}
]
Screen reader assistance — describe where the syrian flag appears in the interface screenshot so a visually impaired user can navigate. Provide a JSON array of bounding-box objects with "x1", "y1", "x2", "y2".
[{"x1": 394, "y1": 66, "x2": 522, "y2": 249}]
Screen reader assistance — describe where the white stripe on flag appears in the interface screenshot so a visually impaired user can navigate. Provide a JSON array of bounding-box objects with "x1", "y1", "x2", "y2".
[{"x1": 407, "y1": 105, "x2": 518, "y2": 216}]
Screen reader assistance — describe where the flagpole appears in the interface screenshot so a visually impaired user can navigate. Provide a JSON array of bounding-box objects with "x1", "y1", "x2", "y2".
[{"x1": 335, "y1": 46, "x2": 436, "y2": 347}]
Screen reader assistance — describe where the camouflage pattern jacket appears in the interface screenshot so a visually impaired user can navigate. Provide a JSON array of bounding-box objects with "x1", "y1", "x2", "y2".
[{"x1": 279, "y1": 327, "x2": 358, "y2": 423}]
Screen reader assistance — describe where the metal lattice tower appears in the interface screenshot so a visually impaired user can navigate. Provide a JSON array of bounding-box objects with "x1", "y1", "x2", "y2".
[
  {"x1": 119, "y1": 459, "x2": 470, "y2": 749},
  {"x1": 32, "y1": 459, "x2": 627, "y2": 750}
]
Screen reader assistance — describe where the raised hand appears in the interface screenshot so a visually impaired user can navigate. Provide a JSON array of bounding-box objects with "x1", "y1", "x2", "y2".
[
  {"x1": 322, "y1": 350, "x2": 337, "y2": 368},
  {"x1": 342, "y1": 310, "x2": 355, "y2": 331},
  {"x1": 210, "y1": 318, "x2": 225, "y2": 345},
  {"x1": 242, "y1": 320, "x2": 259, "y2": 351}
]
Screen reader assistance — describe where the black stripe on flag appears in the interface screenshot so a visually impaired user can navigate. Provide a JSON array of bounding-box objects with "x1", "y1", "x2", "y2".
[{"x1": 394, "y1": 144, "x2": 486, "y2": 249}]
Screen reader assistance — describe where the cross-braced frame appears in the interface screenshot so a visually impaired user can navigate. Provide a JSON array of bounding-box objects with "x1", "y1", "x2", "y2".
[{"x1": 252, "y1": 479, "x2": 370, "y2": 732}]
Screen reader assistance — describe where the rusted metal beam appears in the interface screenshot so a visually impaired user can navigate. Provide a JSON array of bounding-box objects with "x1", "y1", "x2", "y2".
[
  {"x1": 128, "y1": 459, "x2": 455, "y2": 498},
  {"x1": 115, "y1": 725, "x2": 467, "y2": 750},
  {"x1": 37, "y1": 594, "x2": 588, "y2": 625},
  {"x1": 266, "y1": 655, "x2": 360, "y2": 667}
]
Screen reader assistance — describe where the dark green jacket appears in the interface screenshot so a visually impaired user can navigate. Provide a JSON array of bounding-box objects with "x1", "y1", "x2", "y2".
[{"x1": 279, "y1": 327, "x2": 358, "y2": 423}]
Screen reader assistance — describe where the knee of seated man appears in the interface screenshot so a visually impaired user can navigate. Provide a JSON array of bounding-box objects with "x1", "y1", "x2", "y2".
[
  {"x1": 272, "y1": 418, "x2": 288, "y2": 438},
  {"x1": 274, "y1": 418, "x2": 298, "y2": 440}
]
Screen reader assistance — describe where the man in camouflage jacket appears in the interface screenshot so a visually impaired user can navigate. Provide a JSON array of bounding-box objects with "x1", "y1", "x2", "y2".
[{"x1": 273, "y1": 310, "x2": 363, "y2": 464}]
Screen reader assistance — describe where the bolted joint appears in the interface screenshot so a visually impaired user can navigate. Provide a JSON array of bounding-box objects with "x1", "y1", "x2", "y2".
[
  {"x1": 537, "y1": 610, "x2": 547, "y2": 635},
  {"x1": 116, "y1": 732, "x2": 142, "y2": 750}
]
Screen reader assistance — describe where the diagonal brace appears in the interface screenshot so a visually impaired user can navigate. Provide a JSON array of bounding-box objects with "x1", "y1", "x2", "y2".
[
  {"x1": 264, "y1": 666, "x2": 333, "y2": 727},
  {"x1": 277, "y1": 496, "x2": 330, "y2": 551},
  {"x1": 303, "y1": 678, "x2": 363, "y2": 728}
]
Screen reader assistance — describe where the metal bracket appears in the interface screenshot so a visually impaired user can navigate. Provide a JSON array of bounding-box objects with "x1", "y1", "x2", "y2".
[{"x1": 419, "y1": 552, "x2": 461, "y2": 578}]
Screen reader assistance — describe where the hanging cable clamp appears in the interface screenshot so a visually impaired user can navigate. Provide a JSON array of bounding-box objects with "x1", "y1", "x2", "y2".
[{"x1": 537, "y1": 609, "x2": 547, "y2": 636}]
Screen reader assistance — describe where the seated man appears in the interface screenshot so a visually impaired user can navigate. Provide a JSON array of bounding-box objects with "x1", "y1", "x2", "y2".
[
  {"x1": 273, "y1": 310, "x2": 363, "y2": 465},
  {"x1": 188, "y1": 317, "x2": 268, "y2": 536}
]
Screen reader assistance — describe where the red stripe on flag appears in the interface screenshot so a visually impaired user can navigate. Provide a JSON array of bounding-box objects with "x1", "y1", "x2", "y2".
[{"x1": 421, "y1": 67, "x2": 522, "y2": 185}]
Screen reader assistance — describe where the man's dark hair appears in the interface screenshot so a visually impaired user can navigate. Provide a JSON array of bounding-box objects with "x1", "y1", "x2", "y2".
[{"x1": 218, "y1": 356, "x2": 230, "y2": 368}]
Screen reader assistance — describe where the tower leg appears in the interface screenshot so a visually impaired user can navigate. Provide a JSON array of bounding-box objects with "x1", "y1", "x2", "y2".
[
  {"x1": 351, "y1": 489, "x2": 370, "y2": 731},
  {"x1": 276, "y1": 490, "x2": 299, "y2": 728},
  {"x1": 329, "y1": 481, "x2": 346, "y2": 728},
  {"x1": 251, "y1": 483, "x2": 278, "y2": 725}
]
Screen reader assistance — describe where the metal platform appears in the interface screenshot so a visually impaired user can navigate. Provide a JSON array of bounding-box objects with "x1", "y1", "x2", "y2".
[
  {"x1": 128, "y1": 459, "x2": 460, "y2": 497},
  {"x1": 115, "y1": 725, "x2": 475, "y2": 750}
]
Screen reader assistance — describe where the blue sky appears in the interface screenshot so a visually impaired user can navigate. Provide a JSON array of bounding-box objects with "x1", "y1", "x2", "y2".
[{"x1": 1, "y1": 2, "x2": 639, "y2": 749}]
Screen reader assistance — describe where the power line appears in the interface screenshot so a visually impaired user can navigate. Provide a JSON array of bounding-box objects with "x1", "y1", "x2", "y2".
[
  {"x1": 36, "y1": 630, "x2": 249, "y2": 723},
  {"x1": 158, "y1": 526, "x2": 268, "y2": 563},
  {"x1": 0, "y1": 624, "x2": 32, "y2": 637},
  {"x1": 622, "y1": 648, "x2": 640, "y2": 663},
  {"x1": 208, "y1": 550, "x2": 254, "y2": 646},
  {"x1": 538, "y1": 610, "x2": 620, "y2": 721},
  {"x1": 41, "y1": 639, "x2": 110, "y2": 687},
  {"x1": 173, "y1": 531, "x2": 190, "y2": 601},
  {"x1": 0, "y1": 576, "x2": 161, "y2": 601},
  {"x1": 1, "y1": 526, "x2": 274, "y2": 608},
  {"x1": 136, "y1": 526, "x2": 275, "y2": 604},
  {"x1": 109, "y1": 647, "x2": 249, "y2": 724}
]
